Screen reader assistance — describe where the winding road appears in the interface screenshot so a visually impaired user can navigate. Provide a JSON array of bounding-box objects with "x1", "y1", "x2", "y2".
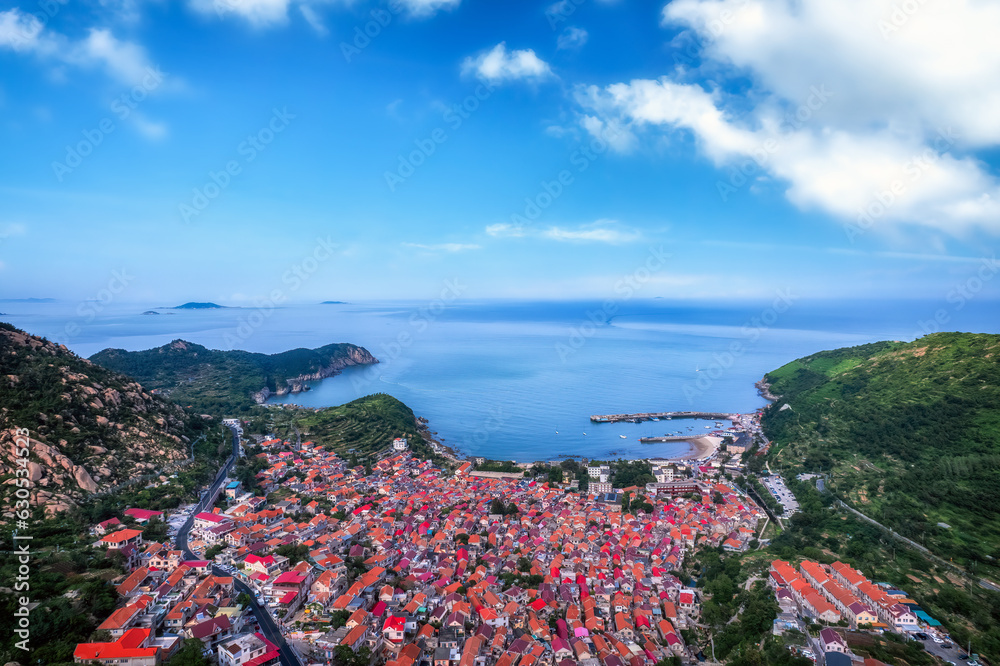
[{"x1": 174, "y1": 424, "x2": 300, "y2": 666}]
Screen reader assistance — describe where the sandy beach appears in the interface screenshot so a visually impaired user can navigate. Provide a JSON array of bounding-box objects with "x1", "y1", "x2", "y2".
[{"x1": 673, "y1": 435, "x2": 721, "y2": 461}]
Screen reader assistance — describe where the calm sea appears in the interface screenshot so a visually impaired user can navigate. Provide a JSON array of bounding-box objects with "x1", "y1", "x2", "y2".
[{"x1": 4, "y1": 299, "x2": 998, "y2": 462}]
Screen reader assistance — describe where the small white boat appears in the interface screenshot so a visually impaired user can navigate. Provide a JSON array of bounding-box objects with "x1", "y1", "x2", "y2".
[
  {"x1": 619, "y1": 434, "x2": 627, "y2": 439},
  {"x1": 583, "y1": 432, "x2": 587, "y2": 436}
]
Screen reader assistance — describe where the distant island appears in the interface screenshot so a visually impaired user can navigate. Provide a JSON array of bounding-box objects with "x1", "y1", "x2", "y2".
[
  {"x1": 173, "y1": 302, "x2": 226, "y2": 309},
  {"x1": 321, "y1": 300, "x2": 349, "y2": 304},
  {"x1": 0, "y1": 297, "x2": 56, "y2": 303},
  {"x1": 141, "y1": 310, "x2": 174, "y2": 315}
]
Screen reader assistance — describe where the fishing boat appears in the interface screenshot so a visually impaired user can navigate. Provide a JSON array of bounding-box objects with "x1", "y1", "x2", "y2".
[{"x1": 619, "y1": 434, "x2": 627, "y2": 439}]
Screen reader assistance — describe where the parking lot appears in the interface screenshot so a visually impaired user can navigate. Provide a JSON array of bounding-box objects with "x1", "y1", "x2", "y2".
[
  {"x1": 763, "y1": 475, "x2": 800, "y2": 516},
  {"x1": 913, "y1": 632, "x2": 978, "y2": 665}
]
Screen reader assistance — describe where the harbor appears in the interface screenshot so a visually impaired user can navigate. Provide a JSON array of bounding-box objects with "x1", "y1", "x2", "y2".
[{"x1": 590, "y1": 410, "x2": 738, "y2": 423}]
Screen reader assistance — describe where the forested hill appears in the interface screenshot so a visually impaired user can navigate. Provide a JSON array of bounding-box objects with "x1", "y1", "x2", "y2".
[
  {"x1": 0, "y1": 323, "x2": 206, "y2": 516},
  {"x1": 90, "y1": 339, "x2": 378, "y2": 415},
  {"x1": 761, "y1": 332, "x2": 1000, "y2": 569}
]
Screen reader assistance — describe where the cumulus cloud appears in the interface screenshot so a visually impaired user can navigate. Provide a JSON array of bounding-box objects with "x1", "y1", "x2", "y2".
[
  {"x1": 462, "y1": 42, "x2": 553, "y2": 84},
  {"x1": 575, "y1": 0, "x2": 1000, "y2": 236},
  {"x1": 0, "y1": 10, "x2": 163, "y2": 87}
]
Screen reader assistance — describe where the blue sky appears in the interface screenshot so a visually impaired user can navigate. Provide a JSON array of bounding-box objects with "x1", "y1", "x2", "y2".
[{"x1": 2, "y1": 0, "x2": 1000, "y2": 306}]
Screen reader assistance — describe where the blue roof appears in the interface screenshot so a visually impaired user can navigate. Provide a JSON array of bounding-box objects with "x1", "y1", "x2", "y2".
[
  {"x1": 226, "y1": 481, "x2": 241, "y2": 488},
  {"x1": 915, "y1": 610, "x2": 941, "y2": 626}
]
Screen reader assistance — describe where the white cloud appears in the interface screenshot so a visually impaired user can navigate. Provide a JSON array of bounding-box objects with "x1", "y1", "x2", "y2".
[
  {"x1": 299, "y1": 4, "x2": 328, "y2": 35},
  {"x1": 487, "y1": 219, "x2": 642, "y2": 244},
  {"x1": 402, "y1": 242, "x2": 481, "y2": 252},
  {"x1": 130, "y1": 112, "x2": 168, "y2": 139},
  {"x1": 188, "y1": 0, "x2": 293, "y2": 26},
  {"x1": 575, "y1": 0, "x2": 1000, "y2": 236},
  {"x1": 190, "y1": 0, "x2": 455, "y2": 27},
  {"x1": 462, "y1": 42, "x2": 553, "y2": 84},
  {"x1": 394, "y1": 0, "x2": 461, "y2": 17},
  {"x1": 557, "y1": 26, "x2": 588, "y2": 50},
  {"x1": 485, "y1": 223, "x2": 525, "y2": 238},
  {"x1": 543, "y1": 220, "x2": 642, "y2": 244},
  {"x1": 0, "y1": 10, "x2": 163, "y2": 88}
]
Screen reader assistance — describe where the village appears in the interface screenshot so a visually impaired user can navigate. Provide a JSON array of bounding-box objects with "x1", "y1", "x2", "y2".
[{"x1": 72, "y1": 421, "x2": 962, "y2": 666}]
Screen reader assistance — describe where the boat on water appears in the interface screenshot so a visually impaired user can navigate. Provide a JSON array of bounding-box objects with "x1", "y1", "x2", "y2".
[{"x1": 619, "y1": 434, "x2": 627, "y2": 439}]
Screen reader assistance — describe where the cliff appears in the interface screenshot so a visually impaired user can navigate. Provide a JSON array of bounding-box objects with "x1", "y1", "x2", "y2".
[
  {"x1": 251, "y1": 344, "x2": 377, "y2": 403},
  {"x1": 0, "y1": 323, "x2": 203, "y2": 516},
  {"x1": 91, "y1": 340, "x2": 378, "y2": 414}
]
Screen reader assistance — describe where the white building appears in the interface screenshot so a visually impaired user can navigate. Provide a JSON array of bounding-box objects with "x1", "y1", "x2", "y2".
[
  {"x1": 587, "y1": 465, "x2": 610, "y2": 480},
  {"x1": 217, "y1": 633, "x2": 274, "y2": 666},
  {"x1": 392, "y1": 437, "x2": 408, "y2": 451}
]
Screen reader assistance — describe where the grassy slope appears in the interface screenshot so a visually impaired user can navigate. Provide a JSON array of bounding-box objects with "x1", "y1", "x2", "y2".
[
  {"x1": 761, "y1": 332, "x2": 1000, "y2": 569},
  {"x1": 90, "y1": 340, "x2": 374, "y2": 415}
]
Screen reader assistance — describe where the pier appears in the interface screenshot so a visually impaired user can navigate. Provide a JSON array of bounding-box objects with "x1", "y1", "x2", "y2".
[
  {"x1": 590, "y1": 411, "x2": 737, "y2": 423},
  {"x1": 637, "y1": 435, "x2": 697, "y2": 443}
]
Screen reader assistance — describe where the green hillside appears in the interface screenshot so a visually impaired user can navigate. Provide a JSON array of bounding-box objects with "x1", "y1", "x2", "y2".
[
  {"x1": 761, "y1": 332, "x2": 1000, "y2": 569},
  {"x1": 90, "y1": 339, "x2": 377, "y2": 415},
  {"x1": 271, "y1": 394, "x2": 447, "y2": 465},
  {"x1": 0, "y1": 322, "x2": 217, "y2": 515}
]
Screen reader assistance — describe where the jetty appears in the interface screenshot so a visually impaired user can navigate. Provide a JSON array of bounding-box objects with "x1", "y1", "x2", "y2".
[
  {"x1": 590, "y1": 411, "x2": 737, "y2": 423},
  {"x1": 637, "y1": 435, "x2": 697, "y2": 443}
]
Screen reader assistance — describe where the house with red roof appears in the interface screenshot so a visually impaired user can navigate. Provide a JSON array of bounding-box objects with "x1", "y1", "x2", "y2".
[{"x1": 73, "y1": 627, "x2": 160, "y2": 666}]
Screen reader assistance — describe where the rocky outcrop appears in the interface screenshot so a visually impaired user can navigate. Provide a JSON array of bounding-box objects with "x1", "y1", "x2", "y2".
[
  {"x1": 755, "y1": 377, "x2": 781, "y2": 401},
  {"x1": 253, "y1": 346, "x2": 379, "y2": 404},
  {"x1": 0, "y1": 325, "x2": 199, "y2": 517}
]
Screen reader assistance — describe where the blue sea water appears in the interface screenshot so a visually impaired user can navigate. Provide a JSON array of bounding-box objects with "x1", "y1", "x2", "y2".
[{"x1": 3, "y1": 298, "x2": 998, "y2": 462}]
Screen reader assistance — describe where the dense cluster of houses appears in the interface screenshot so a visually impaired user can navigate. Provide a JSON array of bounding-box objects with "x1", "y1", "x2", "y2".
[
  {"x1": 768, "y1": 558, "x2": 938, "y2": 662},
  {"x1": 76, "y1": 434, "x2": 768, "y2": 666}
]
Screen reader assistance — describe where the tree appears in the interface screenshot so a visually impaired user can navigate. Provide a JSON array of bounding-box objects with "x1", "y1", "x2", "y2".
[{"x1": 171, "y1": 638, "x2": 212, "y2": 666}]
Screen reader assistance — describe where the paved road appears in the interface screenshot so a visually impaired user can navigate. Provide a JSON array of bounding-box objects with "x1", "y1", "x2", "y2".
[{"x1": 175, "y1": 424, "x2": 300, "y2": 666}]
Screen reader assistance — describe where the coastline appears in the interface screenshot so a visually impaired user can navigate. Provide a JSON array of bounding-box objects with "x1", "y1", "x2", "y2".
[{"x1": 676, "y1": 435, "x2": 722, "y2": 461}]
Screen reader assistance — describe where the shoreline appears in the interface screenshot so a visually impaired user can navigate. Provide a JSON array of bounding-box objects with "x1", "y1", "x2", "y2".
[{"x1": 675, "y1": 435, "x2": 722, "y2": 461}]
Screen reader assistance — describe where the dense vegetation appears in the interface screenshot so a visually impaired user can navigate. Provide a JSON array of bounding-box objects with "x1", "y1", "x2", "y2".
[
  {"x1": 761, "y1": 333, "x2": 1000, "y2": 571},
  {"x1": 0, "y1": 323, "x2": 211, "y2": 507},
  {"x1": 90, "y1": 339, "x2": 376, "y2": 415},
  {"x1": 761, "y1": 476, "x2": 1000, "y2": 662},
  {"x1": 270, "y1": 394, "x2": 446, "y2": 466}
]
